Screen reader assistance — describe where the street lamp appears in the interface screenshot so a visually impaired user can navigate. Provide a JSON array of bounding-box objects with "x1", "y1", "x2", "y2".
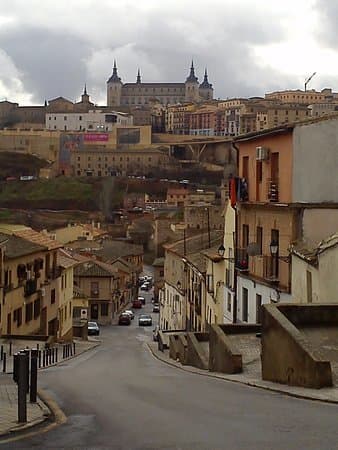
[
  {"x1": 270, "y1": 240, "x2": 278, "y2": 256},
  {"x1": 218, "y1": 244, "x2": 225, "y2": 257},
  {"x1": 177, "y1": 280, "x2": 181, "y2": 290}
]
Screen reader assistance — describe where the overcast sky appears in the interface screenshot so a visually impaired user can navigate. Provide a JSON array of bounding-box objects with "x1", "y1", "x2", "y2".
[{"x1": 0, "y1": 0, "x2": 337, "y2": 105}]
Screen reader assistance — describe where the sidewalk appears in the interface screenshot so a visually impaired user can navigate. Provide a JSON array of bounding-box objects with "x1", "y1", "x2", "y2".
[
  {"x1": 147, "y1": 342, "x2": 338, "y2": 404},
  {"x1": 0, "y1": 337, "x2": 100, "y2": 438}
]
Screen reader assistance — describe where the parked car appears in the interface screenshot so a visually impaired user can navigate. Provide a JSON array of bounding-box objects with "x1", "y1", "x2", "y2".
[
  {"x1": 153, "y1": 304, "x2": 160, "y2": 313},
  {"x1": 118, "y1": 313, "x2": 131, "y2": 325},
  {"x1": 138, "y1": 296, "x2": 146, "y2": 305},
  {"x1": 153, "y1": 325, "x2": 159, "y2": 341},
  {"x1": 138, "y1": 314, "x2": 153, "y2": 326},
  {"x1": 124, "y1": 310, "x2": 134, "y2": 320},
  {"x1": 88, "y1": 321, "x2": 100, "y2": 336},
  {"x1": 140, "y1": 282, "x2": 151, "y2": 291},
  {"x1": 132, "y1": 299, "x2": 142, "y2": 309}
]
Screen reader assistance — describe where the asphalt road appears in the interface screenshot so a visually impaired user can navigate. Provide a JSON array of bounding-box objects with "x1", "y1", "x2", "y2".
[{"x1": 4, "y1": 285, "x2": 338, "y2": 450}]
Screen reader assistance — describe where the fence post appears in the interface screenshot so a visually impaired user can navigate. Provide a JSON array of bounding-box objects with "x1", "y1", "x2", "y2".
[
  {"x1": 73, "y1": 342, "x2": 76, "y2": 355},
  {"x1": 2, "y1": 352, "x2": 6, "y2": 373},
  {"x1": 63, "y1": 345, "x2": 65, "y2": 359},
  {"x1": 20, "y1": 350, "x2": 30, "y2": 394},
  {"x1": 38, "y1": 350, "x2": 41, "y2": 368},
  {"x1": 9, "y1": 341, "x2": 12, "y2": 356},
  {"x1": 42, "y1": 350, "x2": 46, "y2": 368},
  {"x1": 17, "y1": 353, "x2": 27, "y2": 423},
  {"x1": 30, "y1": 350, "x2": 38, "y2": 403},
  {"x1": 0, "y1": 344, "x2": 3, "y2": 361},
  {"x1": 56, "y1": 347, "x2": 58, "y2": 363}
]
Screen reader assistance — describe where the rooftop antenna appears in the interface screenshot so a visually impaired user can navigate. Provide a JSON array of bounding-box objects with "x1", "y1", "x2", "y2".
[{"x1": 304, "y1": 72, "x2": 316, "y2": 92}]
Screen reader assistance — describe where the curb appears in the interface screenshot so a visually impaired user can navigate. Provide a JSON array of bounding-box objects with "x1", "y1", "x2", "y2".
[
  {"x1": 147, "y1": 343, "x2": 338, "y2": 405},
  {"x1": 2, "y1": 341, "x2": 101, "y2": 375},
  {"x1": 0, "y1": 388, "x2": 66, "y2": 445}
]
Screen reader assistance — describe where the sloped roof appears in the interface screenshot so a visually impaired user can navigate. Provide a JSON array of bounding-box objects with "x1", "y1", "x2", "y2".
[
  {"x1": 92, "y1": 240, "x2": 144, "y2": 260},
  {"x1": 0, "y1": 232, "x2": 45, "y2": 259},
  {"x1": 14, "y1": 228, "x2": 62, "y2": 250},
  {"x1": 292, "y1": 233, "x2": 338, "y2": 265},
  {"x1": 74, "y1": 259, "x2": 116, "y2": 278},
  {"x1": 57, "y1": 249, "x2": 78, "y2": 269}
]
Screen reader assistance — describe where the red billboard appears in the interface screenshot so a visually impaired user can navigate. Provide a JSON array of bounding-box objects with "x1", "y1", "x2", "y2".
[{"x1": 84, "y1": 133, "x2": 109, "y2": 142}]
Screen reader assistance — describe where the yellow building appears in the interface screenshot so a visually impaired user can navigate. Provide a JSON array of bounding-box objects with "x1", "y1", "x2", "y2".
[
  {"x1": 265, "y1": 88, "x2": 336, "y2": 104},
  {"x1": 0, "y1": 226, "x2": 63, "y2": 338},
  {"x1": 57, "y1": 249, "x2": 77, "y2": 341}
]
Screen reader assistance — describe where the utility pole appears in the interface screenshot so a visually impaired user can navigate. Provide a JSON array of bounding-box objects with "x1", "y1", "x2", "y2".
[{"x1": 304, "y1": 72, "x2": 316, "y2": 92}]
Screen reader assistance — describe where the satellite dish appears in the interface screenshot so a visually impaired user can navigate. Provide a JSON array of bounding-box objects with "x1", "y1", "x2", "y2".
[{"x1": 247, "y1": 242, "x2": 260, "y2": 256}]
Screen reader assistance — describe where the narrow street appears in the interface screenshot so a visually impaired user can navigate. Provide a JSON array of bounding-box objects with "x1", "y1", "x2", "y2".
[{"x1": 4, "y1": 284, "x2": 338, "y2": 450}]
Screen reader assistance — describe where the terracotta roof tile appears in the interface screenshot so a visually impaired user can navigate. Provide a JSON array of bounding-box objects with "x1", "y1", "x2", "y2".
[{"x1": 14, "y1": 228, "x2": 63, "y2": 250}]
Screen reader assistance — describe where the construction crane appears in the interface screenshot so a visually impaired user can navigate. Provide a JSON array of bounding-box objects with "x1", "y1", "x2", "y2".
[{"x1": 304, "y1": 72, "x2": 316, "y2": 91}]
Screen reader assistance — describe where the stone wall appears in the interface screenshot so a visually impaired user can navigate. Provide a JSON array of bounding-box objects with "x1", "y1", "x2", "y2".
[
  {"x1": 261, "y1": 304, "x2": 333, "y2": 388},
  {"x1": 186, "y1": 332, "x2": 209, "y2": 370}
]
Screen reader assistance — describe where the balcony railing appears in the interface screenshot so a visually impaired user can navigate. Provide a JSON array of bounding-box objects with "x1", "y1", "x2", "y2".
[
  {"x1": 235, "y1": 248, "x2": 249, "y2": 271},
  {"x1": 267, "y1": 179, "x2": 279, "y2": 202}
]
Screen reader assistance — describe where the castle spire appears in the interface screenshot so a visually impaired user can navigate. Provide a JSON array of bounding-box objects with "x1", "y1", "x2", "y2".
[
  {"x1": 136, "y1": 68, "x2": 141, "y2": 84},
  {"x1": 200, "y1": 67, "x2": 212, "y2": 89},
  {"x1": 186, "y1": 59, "x2": 198, "y2": 83},
  {"x1": 107, "y1": 59, "x2": 122, "y2": 83},
  {"x1": 84, "y1": 83, "x2": 87, "y2": 95}
]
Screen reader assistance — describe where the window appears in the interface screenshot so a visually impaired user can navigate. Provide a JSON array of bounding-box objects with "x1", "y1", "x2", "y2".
[
  {"x1": 101, "y1": 303, "x2": 109, "y2": 316},
  {"x1": 64, "y1": 116, "x2": 67, "y2": 121},
  {"x1": 256, "y1": 161, "x2": 262, "y2": 183},
  {"x1": 242, "y1": 288, "x2": 248, "y2": 322},
  {"x1": 242, "y1": 224, "x2": 249, "y2": 248},
  {"x1": 25, "y1": 302, "x2": 33, "y2": 322},
  {"x1": 51, "y1": 288, "x2": 56, "y2": 304},
  {"x1": 256, "y1": 226, "x2": 263, "y2": 255},
  {"x1": 14, "y1": 307, "x2": 22, "y2": 327},
  {"x1": 34, "y1": 299, "x2": 40, "y2": 319}
]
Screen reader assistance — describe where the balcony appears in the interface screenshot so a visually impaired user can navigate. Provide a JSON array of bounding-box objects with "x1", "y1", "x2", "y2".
[
  {"x1": 24, "y1": 279, "x2": 38, "y2": 297},
  {"x1": 46, "y1": 266, "x2": 62, "y2": 280},
  {"x1": 267, "y1": 179, "x2": 279, "y2": 202},
  {"x1": 90, "y1": 290, "x2": 100, "y2": 298},
  {"x1": 235, "y1": 248, "x2": 249, "y2": 271},
  {"x1": 252, "y1": 255, "x2": 290, "y2": 291}
]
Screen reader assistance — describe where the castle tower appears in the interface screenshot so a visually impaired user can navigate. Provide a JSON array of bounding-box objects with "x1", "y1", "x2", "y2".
[
  {"x1": 185, "y1": 60, "x2": 200, "y2": 102},
  {"x1": 81, "y1": 84, "x2": 90, "y2": 103},
  {"x1": 107, "y1": 60, "x2": 123, "y2": 107},
  {"x1": 199, "y1": 68, "x2": 213, "y2": 101},
  {"x1": 136, "y1": 68, "x2": 141, "y2": 84}
]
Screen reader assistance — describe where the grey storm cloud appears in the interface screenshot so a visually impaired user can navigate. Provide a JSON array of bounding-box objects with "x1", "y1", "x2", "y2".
[
  {"x1": 0, "y1": 1, "x2": 300, "y2": 103},
  {"x1": 0, "y1": 25, "x2": 90, "y2": 103}
]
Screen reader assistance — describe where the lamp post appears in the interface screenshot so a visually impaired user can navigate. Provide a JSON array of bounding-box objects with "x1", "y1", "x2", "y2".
[
  {"x1": 270, "y1": 240, "x2": 279, "y2": 278},
  {"x1": 218, "y1": 244, "x2": 225, "y2": 257}
]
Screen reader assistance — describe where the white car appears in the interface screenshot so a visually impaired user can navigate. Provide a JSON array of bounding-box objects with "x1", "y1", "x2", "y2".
[{"x1": 124, "y1": 310, "x2": 134, "y2": 320}]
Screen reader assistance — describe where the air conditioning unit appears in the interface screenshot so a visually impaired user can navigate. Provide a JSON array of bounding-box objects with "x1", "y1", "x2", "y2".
[
  {"x1": 80, "y1": 309, "x2": 88, "y2": 319},
  {"x1": 256, "y1": 146, "x2": 270, "y2": 161}
]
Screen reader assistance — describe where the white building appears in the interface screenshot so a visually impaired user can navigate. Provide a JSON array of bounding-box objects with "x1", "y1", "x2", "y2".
[
  {"x1": 291, "y1": 233, "x2": 338, "y2": 304},
  {"x1": 46, "y1": 110, "x2": 133, "y2": 131}
]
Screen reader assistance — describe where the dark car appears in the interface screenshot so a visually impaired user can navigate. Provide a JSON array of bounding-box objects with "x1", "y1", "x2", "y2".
[
  {"x1": 118, "y1": 313, "x2": 131, "y2": 326},
  {"x1": 138, "y1": 314, "x2": 152, "y2": 326},
  {"x1": 88, "y1": 321, "x2": 100, "y2": 336},
  {"x1": 153, "y1": 304, "x2": 160, "y2": 313},
  {"x1": 132, "y1": 299, "x2": 142, "y2": 309}
]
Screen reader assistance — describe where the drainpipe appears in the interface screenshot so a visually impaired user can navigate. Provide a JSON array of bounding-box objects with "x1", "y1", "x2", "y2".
[{"x1": 231, "y1": 140, "x2": 240, "y2": 324}]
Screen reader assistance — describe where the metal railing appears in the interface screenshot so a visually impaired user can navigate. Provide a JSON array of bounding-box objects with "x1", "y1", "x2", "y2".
[
  {"x1": 235, "y1": 248, "x2": 249, "y2": 271},
  {"x1": 267, "y1": 179, "x2": 279, "y2": 202}
]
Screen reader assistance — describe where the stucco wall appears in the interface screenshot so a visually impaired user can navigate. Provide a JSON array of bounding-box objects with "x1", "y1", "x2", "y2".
[
  {"x1": 302, "y1": 208, "x2": 338, "y2": 245},
  {"x1": 292, "y1": 119, "x2": 338, "y2": 203}
]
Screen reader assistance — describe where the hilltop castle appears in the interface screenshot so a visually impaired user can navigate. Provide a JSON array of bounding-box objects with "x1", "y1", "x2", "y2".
[{"x1": 106, "y1": 61, "x2": 213, "y2": 107}]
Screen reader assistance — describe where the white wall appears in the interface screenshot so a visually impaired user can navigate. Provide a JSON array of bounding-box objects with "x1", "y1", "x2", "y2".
[
  {"x1": 237, "y1": 275, "x2": 291, "y2": 323},
  {"x1": 46, "y1": 111, "x2": 132, "y2": 131}
]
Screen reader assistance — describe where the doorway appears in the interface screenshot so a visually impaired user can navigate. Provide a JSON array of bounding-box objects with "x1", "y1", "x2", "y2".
[{"x1": 91, "y1": 303, "x2": 99, "y2": 320}]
